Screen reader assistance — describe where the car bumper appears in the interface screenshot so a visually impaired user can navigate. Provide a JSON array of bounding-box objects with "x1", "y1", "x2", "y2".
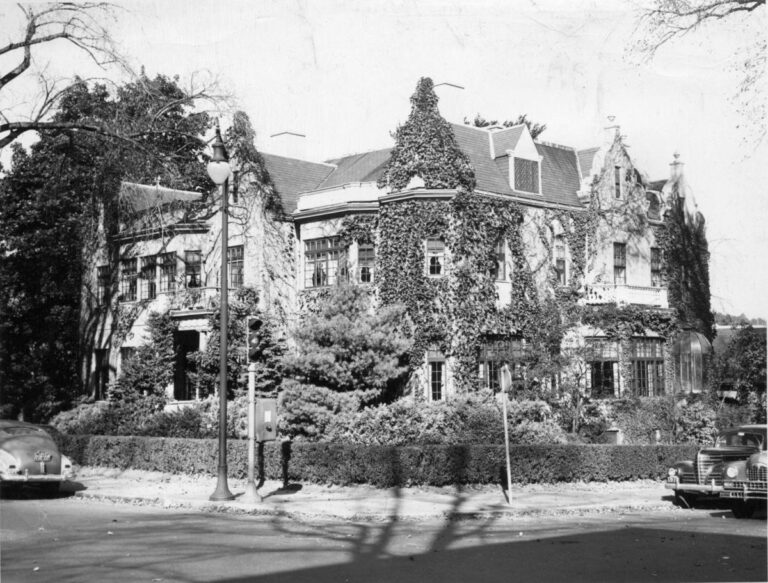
[
  {"x1": 1, "y1": 472, "x2": 70, "y2": 483},
  {"x1": 665, "y1": 477, "x2": 723, "y2": 494},
  {"x1": 720, "y1": 481, "x2": 768, "y2": 501}
]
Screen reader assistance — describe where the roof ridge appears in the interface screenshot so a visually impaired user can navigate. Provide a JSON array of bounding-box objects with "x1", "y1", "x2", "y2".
[
  {"x1": 260, "y1": 151, "x2": 337, "y2": 168},
  {"x1": 324, "y1": 146, "x2": 393, "y2": 164}
]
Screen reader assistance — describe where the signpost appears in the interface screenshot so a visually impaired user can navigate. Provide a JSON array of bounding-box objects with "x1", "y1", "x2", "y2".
[
  {"x1": 500, "y1": 363, "x2": 513, "y2": 506},
  {"x1": 241, "y1": 363, "x2": 279, "y2": 504}
]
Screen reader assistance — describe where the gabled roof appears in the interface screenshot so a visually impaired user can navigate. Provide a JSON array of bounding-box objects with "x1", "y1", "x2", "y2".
[
  {"x1": 260, "y1": 153, "x2": 334, "y2": 214},
  {"x1": 489, "y1": 125, "x2": 525, "y2": 158},
  {"x1": 119, "y1": 182, "x2": 201, "y2": 213}
]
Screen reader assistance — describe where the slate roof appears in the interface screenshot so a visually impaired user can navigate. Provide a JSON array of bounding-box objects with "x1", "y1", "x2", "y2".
[
  {"x1": 320, "y1": 148, "x2": 392, "y2": 189},
  {"x1": 262, "y1": 123, "x2": 588, "y2": 214},
  {"x1": 119, "y1": 182, "x2": 201, "y2": 213},
  {"x1": 260, "y1": 153, "x2": 334, "y2": 214},
  {"x1": 577, "y1": 147, "x2": 600, "y2": 179}
]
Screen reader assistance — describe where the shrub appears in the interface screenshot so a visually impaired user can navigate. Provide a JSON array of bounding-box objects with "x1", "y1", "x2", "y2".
[
  {"x1": 279, "y1": 380, "x2": 360, "y2": 440},
  {"x1": 50, "y1": 401, "x2": 117, "y2": 435},
  {"x1": 138, "y1": 407, "x2": 210, "y2": 439},
  {"x1": 676, "y1": 399, "x2": 717, "y2": 444},
  {"x1": 609, "y1": 397, "x2": 676, "y2": 445},
  {"x1": 57, "y1": 433, "x2": 700, "y2": 487}
]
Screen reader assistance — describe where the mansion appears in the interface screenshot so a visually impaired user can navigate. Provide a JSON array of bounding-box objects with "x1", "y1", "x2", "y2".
[{"x1": 81, "y1": 100, "x2": 700, "y2": 405}]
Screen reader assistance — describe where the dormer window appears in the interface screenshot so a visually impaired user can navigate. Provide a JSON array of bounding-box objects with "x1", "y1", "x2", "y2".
[{"x1": 514, "y1": 158, "x2": 539, "y2": 194}]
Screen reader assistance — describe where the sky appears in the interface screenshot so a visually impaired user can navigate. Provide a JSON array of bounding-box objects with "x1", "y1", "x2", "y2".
[{"x1": 2, "y1": 0, "x2": 766, "y2": 319}]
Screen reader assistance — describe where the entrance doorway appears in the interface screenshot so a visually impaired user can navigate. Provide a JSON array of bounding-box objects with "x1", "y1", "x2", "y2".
[{"x1": 174, "y1": 330, "x2": 200, "y2": 401}]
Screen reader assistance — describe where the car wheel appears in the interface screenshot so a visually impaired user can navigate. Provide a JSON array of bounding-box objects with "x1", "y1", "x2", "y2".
[
  {"x1": 674, "y1": 491, "x2": 697, "y2": 509},
  {"x1": 37, "y1": 483, "x2": 60, "y2": 497},
  {"x1": 731, "y1": 500, "x2": 754, "y2": 519}
]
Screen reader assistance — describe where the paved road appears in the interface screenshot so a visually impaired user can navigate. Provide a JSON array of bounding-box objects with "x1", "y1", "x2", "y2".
[{"x1": 1, "y1": 491, "x2": 765, "y2": 583}]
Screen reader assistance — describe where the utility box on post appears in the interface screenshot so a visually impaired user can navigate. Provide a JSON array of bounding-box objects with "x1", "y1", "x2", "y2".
[{"x1": 255, "y1": 398, "x2": 278, "y2": 442}]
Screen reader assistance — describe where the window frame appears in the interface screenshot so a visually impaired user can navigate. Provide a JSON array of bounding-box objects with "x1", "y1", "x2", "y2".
[
  {"x1": 650, "y1": 247, "x2": 663, "y2": 288},
  {"x1": 228, "y1": 245, "x2": 244, "y2": 289},
  {"x1": 184, "y1": 250, "x2": 202, "y2": 288},
  {"x1": 158, "y1": 252, "x2": 177, "y2": 293},
  {"x1": 614, "y1": 166, "x2": 622, "y2": 199},
  {"x1": 586, "y1": 338, "x2": 620, "y2": 398},
  {"x1": 514, "y1": 157, "x2": 540, "y2": 194},
  {"x1": 630, "y1": 337, "x2": 665, "y2": 397},
  {"x1": 489, "y1": 239, "x2": 506, "y2": 281},
  {"x1": 613, "y1": 242, "x2": 627, "y2": 285},
  {"x1": 554, "y1": 235, "x2": 567, "y2": 286},
  {"x1": 140, "y1": 255, "x2": 157, "y2": 300},
  {"x1": 96, "y1": 265, "x2": 110, "y2": 305},
  {"x1": 358, "y1": 243, "x2": 375, "y2": 284},
  {"x1": 304, "y1": 237, "x2": 342, "y2": 288},
  {"x1": 119, "y1": 257, "x2": 138, "y2": 302},
  {"x1": 425, "y1": 238, "x2": 446, "y2": 277}
]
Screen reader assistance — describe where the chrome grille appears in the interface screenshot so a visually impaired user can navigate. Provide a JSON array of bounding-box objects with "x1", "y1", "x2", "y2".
[
  {"x1": 696, "y1": 452, "x2": 723, "y2": 485},
  {"x1": 748, "y1": 465, "x2": 767, "y2": 482}
]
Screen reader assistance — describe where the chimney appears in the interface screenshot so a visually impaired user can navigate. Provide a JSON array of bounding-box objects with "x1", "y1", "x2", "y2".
[
  {"x1": 670, "y1": 151, "x2": 684, "y2": 183},
  {"x1": 269, "y1": 131, "x2": 307, "y2": 160},
  {"x1": 604, "y1": 115, "x2": 620, "y2": 146}
]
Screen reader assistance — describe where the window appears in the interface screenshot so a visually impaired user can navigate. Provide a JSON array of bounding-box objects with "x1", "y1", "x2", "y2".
[
  {"x1": 358, "y1": 243, "x2": 375, "y2": 283},
  {"x1": 141, "y1": 255, "x2": 157, "y2": 300},
  {"x1": 631, "y1": 338, "x2": 665, "y2": 396},
  {"x1": 479, "y1": 337, "x2": 527, "y2": 394},
  {"x1": 647, "y1": 192, "x2": 661, "y2": 219},
  {"x1": 94, "y1": 349, "x2": 110, "y2": 401},
  {"x1": 305, "y1": 237, "x2": 342, "y2": 288},
  {"x1": 554, "y1": 235, "x2": 567, "y2": 286},
  {"x1": 489, "y1": 240, "x2": 506, "y2": 281},
  {"x1": 185, "y1": 251, "x2": 202, "y2": 288},
  {"x1": 96, "y1": 265, "x2": 110, "y2": 305},
  {"x1": 613, "y1": 242, "x2": 626, "y2": 285},
  {"x1": 514, "y1": 158, "x2": 539, "y2": 194},
  {"x1": 159, "y1": 252, "x2": 177, "y2": 293},
  {"x1": 651, "y1": 247, "x2": 663, "y2": 288},
  {"x1": 614, "y1": 166, "x2": 622, "y2": 198},
  {"x1": 426, "y1": 238, "x2": 446, "y2": 277},
  {"x1": 587, "y1": 339, "x2": 619, "y2": 398},
  {"x1": 427, "y1": 346, "x2": 446, "y2": 401},
  {"x1": 119, "y1": 258, "x2": 137, "y2": 302},
  {"x1": 228, "y1": 245, "x2": 244, "y2": 289}
]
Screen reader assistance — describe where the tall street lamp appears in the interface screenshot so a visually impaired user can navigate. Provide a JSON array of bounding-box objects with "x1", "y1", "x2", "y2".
[{"x1": 207, "y1": 120, "x2": 235, "y2": 501}]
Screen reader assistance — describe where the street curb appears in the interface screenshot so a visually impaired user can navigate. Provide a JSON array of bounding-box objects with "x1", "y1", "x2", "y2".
[{"x1": 71, "y1": 490, "x2": 678, "y2": 522}]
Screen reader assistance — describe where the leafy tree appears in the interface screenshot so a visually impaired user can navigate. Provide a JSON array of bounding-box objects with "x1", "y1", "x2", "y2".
[
  {"x1": 632, "y1": 0, "x2": 766, "y2": 146},
  {"x1": 464, "y1": 113, "x2": 547, "y2": 139},
  {"x1": 378, "y1": 77, "x2": 475, "y2": 192},
  {"x1": 0, "y1": 74, "x2": 212, "y2": 421},
  {"x1": 711, "y1": 324, "x2": 766, "y2": 408},
  {"x1": 283, "y1": 285, "x2": 413, "y2": 405}
]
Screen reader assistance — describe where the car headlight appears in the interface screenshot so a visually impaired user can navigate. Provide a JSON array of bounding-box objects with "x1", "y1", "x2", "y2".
[
  {"x1": 668, "y1": 468, "x2": 677, "y2": 477},
  {"x1": 726, "y1": 466, "x2": 739, "y2": 479},
  {"x1": 0, "y1": 450, "x2": 19, "y2": 472}
]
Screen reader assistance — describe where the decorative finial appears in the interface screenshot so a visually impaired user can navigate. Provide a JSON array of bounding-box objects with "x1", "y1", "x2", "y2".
[{"x1": 607, "y1": 115, "x2": 616, "y2": 123}]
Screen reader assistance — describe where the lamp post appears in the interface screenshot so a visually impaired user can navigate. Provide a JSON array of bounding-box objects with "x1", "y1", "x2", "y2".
[{"x1": 207, "y1": 120, "x2": 235, "y2": 502}]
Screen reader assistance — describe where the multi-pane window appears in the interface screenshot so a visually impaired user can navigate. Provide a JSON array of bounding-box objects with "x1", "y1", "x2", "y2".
[
  {"x1": 651, "y1": 247, "x2": 663, "y2": 288},
  {"x1": 141, "y1": 255, "x2": 157, "y2": 300},
  {"x1": 614, "y1": 166, "x2": 622, "y2": 198},
  {"x1": 159, "y1": 252, "x2": 177, "y2": 293},
  {"x1": 119, "y1": 258, "x2": 137, "y2": 302},
  {"x1": 426, "y1": 238, "x2": 446, "y2": 277},
  {"x1": 358, "y1": 243, "x2": 375, "y2": 283},
  {"x1": 554, "y1": 235, "x2": 567, "y2": 286},
  {"x1": 96, "y1": 265, "x2": 110, "y2": 305},
  {"x1": 489, "y1": 240, "x2": 506, "y2": 281},
  {"x1": 613, "y1": 242, "x2": 626, "y2": 285},
  {"x1": 587, "y1": 339, "x2": 619, "y2": 398},
  {"x1": 631, "y1": 338, "x2": 665, "y2": 396},
  {"x1": 185, "y1": 251, "x2": 202, "y2": 288},
  {"x1": 228, "y1": 245, "x2": 244, "y2": 289},
  {"x1": 305, "y1": 237, "x2": 342, "y2": 288},
  {"x1": 514, "y1": 158, "x2": 539, "y2": 194},
  {"x1": 479, "y1": 337, "x2": 527, "y2": 394}
]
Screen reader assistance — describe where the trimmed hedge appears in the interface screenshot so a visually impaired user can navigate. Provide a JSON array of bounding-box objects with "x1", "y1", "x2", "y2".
[{"x1": 58, "y1": 434, "x2": 698, "y2": 487}]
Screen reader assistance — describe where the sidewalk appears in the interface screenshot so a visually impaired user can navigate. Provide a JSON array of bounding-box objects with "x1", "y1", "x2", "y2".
[{"x1": 61, "y1": 467, "x2": 678, "y2": 522}]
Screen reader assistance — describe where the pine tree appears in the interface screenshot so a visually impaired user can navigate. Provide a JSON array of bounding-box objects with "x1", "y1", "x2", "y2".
[{"x1": 378, "y1": 77, "x2": 475, "y2": 192}]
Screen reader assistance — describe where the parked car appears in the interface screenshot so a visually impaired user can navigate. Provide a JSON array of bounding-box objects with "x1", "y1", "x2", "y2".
[
  {"x1": 665, "y1": 424, "x2": 767, "y2": 508},
  {"x1": 0, "y1": 420, "x2": 73, "y2": 494},
  {"x1": 720, "y1": 450, "x2": 767, "y2": 518}
]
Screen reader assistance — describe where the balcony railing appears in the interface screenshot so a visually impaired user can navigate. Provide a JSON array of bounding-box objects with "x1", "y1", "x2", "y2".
[{"x1": 583, "y1": 284, "x2": 668, "y2": 308}]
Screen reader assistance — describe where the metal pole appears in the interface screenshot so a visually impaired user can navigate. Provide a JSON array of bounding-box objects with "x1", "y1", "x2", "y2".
[
  {"x1": 210, "y1": 178, "x2": 234, "y2": 501},
  {"x1": 500, "y1": 364, "x2": 513, "y2": 506},
  {"x1": 242, "y1": 363, "x2": 261, "y2": 502}
]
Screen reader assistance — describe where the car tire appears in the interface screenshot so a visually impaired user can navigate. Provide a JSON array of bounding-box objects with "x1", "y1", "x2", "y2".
[
  {"x1": 674, "y1": 491, "x2": 697, "y2": 509},
  {"x1": 731, "y1": 500, "x2": 753, "y2": 518},
  {"x1": 37, "y1": 483, "x2": 60, "y2": 497}
]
